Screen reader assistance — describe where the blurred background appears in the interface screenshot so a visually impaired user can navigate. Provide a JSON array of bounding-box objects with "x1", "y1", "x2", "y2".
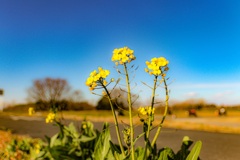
[{"x1": 0, "y1": 0, "x2": 240, "y2": 115}]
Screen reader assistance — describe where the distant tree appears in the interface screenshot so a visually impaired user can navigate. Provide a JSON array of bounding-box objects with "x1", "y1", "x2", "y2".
[
  {"x1": 69, "y1": 90, "x2": 83, "y2": 103},
  {"x1": 67, "y1": 101, "x2": 95, "y2": 110},
  {"x1": 28, "y1": 77, "x2": 70, "y2": 111},
  {"x1": 96, "y1": 89, "x2": 130, "y2": 116},
  {"x1": 96, "y1": 96, "x2": 113, "y2": 110},
  {"x1": 171, "y1": 98, "x2": 206, "y2": 110}
]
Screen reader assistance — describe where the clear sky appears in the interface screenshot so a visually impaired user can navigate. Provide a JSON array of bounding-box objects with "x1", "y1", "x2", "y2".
[{"x1": 1, "y1": 0, "x2": 240, "y2": 107}]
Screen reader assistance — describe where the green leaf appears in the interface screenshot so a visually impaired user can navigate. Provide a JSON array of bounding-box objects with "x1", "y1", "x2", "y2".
[
  {"x1": 93, "y1": 122, "x2": 112, "y2": 160},
  {"x1": 186, "y1": 141, "x2": 202, "y2": 160},
  {"x1": 68, "y1": 122, "x2": 77, "y2": 131},
  {"x1": 63, "y1": 122, "x2": 79, "y2": 139},
  {"x1": 135, "y1": 147, "x2": 145, "y2": 160},
  {"x1": 79, "y1": 135, "x2": 96, "y2": 142},
  {"x1": 176, "y1": 136, "x2": 193, "y2": 159},
  {"x1": 55, "y1": 121, "x2": 65, "y2": 139},
  {"x1": 182, "y1": 136, "x2": 193, "y2": 148},
  {"x1": 158, "y1": 147, "x2": 175, "y2": 160},
  {"x1": 49, "y1": 146, "x2": 72, "y2": 159},
  {"x1": 44, "y1": 135, "x2": 51, "y2": 145},
  {"x1": 109, "y1": 140, "x2": 121, "y2": 154},
  {"x1": 50, "y1": 133, "x2": 60, "y2": 147},
  {"x1": 109, "y1": 141, "x2": 127, "y2": 160}
]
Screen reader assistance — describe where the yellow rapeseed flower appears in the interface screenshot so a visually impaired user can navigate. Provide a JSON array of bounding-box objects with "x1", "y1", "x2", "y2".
[
  {"x1": 86, "y1": 77, "x2": 94, "y2": 86},
  {"x1": 90, "y1": 70, "x2": 97, "y2": 77},
  {"x1": 112, "y1": 47, "x2": 135, "y2": 64},
  {"x1": 145, "y1": 57, "x2": 169, "y2": 76},
  {"x1": 103, "y1": 80, "x2": 108, "y2": 86},
  {"x1": 102, "y1": 91, "x2": 107, "y2": 96},
  {"x1": 28, "y1": 107, "x2": 35, "y2": 116},
  {"x1": 35, "y1": 143, "x2": 41, "y2": 154},
  {"x1": 86, "y1": 67, "x2": 110, "y2": 91},
  {"x1": 138, "y1": 107, "x2": 147, "y2": 115},
  {"x1": 138, "y1": 106, "x2": 155, "y2": 116},
  {"x1": 157, "y1": 57, "x2": 168, "y2": 66},
  {"x1": 46, "y1": 112, "x2": 55, "y2": 123},
  {"x1": 81, "y1": 123, "x2": 87, "y2": 129},
  {"x1": 99, "y1": 69, "x2": 110, "y2": 79}
]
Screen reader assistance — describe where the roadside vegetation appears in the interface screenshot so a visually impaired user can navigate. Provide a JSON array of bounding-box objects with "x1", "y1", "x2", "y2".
[
  {"x1": 0, "y1": 130, "x2": 43, "y2": 159},
  {"x1": 2, "y1": 100, "x2": 240, "y2": 118}
]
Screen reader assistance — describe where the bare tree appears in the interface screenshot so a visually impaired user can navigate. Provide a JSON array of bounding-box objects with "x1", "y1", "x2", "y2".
[
  {"x1": 28, "y1": 77, "x2": 70, "y2": 110},
  {"x1": 69, "y1": 90, "x2": 82, "y2": 103}
]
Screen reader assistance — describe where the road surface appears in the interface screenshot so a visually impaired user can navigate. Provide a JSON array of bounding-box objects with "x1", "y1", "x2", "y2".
[{"x1": 0, "y1": 115, "x2": 240, "y2": 160}]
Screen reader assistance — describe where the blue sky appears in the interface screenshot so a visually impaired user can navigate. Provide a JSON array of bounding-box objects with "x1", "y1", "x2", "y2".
[{"x1": 1, "y1": 0, "x2": 240, "y2": 107}]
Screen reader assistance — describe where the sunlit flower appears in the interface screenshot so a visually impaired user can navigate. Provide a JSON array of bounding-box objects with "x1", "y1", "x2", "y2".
[
  {"x1": 112, "y1": 47, "x2": 136, "y2": 64},
  {"x1": 82, "y1": 124, "x2": 87, "y2": 129},
  {"x1": 45, "y1": 112, "x2": 55, "y2": 123},
  {"x1": 138, "y1": 106, "x2": 155, "y2": 116},
  {"x1": 138, "y1": 107, "x2": 147, "y2": 116},
  {"x1": 102, "y1": 80, "x2": 106, "y2": 86},
  {"x1": 85, "y1": 67, "x2": 110, "y2": 91},
  {"x1": 28, "y1": 107, "x2": 35, "y2": 116},
  {"x1": 35, "y1": 143, "x2": 41, "y2": 154},
  {"x1": 90, "y1": 70, "x2": 97, "y2": 77},
  {"x1": 102, "y1": 91, "x2": 107, "y2": 96},
  {"x1": 145, "y1": 57, "x2": 169, "y2": 76}
]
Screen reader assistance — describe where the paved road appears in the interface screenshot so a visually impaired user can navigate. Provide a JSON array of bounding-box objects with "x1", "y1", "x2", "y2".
[{"x1": 1, "y1": 115, "x2": 240, "y2": 160}]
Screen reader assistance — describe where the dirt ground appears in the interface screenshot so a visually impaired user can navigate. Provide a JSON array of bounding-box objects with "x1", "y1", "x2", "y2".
[{"x1": 163, "y1": 116, "x2": 240, "y2": 134}]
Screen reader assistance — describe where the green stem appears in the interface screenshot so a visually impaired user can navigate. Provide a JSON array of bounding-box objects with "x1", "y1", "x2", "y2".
[
  {"x1": 147, "y1": 75, "x2": 158, "y2": 137},
  {"x1": 151, "y1": 73, "x2": 169, "y2": 147},
  {"x1": 123, "y1": 64, "x2": 135, "y2": 160},
  {"x1": 103, "y1": 86, "x2": 125, "y2": 156},
  {"x1": 144, "y1": 75, "x2": 158, "y2": 159}
]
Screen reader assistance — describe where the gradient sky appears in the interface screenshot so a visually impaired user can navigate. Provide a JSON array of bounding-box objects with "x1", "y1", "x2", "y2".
[{"x1": 1, "y1": 0, "x2": 240, "y2": 107}]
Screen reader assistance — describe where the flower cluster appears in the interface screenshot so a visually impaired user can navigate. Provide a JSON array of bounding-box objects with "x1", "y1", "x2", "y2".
[
  {"x1": 28, "y1": 107, "x2": 35, "y2": 116},
  {"x1": 145, "y1": 57, "x2": 169, "y2": 76},
  {"x1": 112, "y1": 47, "x2": 136, "y2": 65},
  {"x1": 138, "y1": 106, "x2": 155, "y2": 116},
  {"x1": 34, "y1": 143, "x2": 41, "y2": 154},
  {"x1": 85, "y1": 67, "x2": 110, "y2": 91},
  {"x1": 123, "y1": 128, "x2": 131, "y2": 146},
  {"x1": 45, "y1": 112, "x2": 55, "y2": 123}
]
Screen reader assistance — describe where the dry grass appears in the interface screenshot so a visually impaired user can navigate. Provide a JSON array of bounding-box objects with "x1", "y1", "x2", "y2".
[
  {"x1": 0, "y1": 130, "x2": 31, "y2": 152},
  {"x1": 0, "y1": 130, "x2": 12, "y2": 151},
  {"x1": 162, "y1": 117, "x2": 240, "y2": 134}
]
